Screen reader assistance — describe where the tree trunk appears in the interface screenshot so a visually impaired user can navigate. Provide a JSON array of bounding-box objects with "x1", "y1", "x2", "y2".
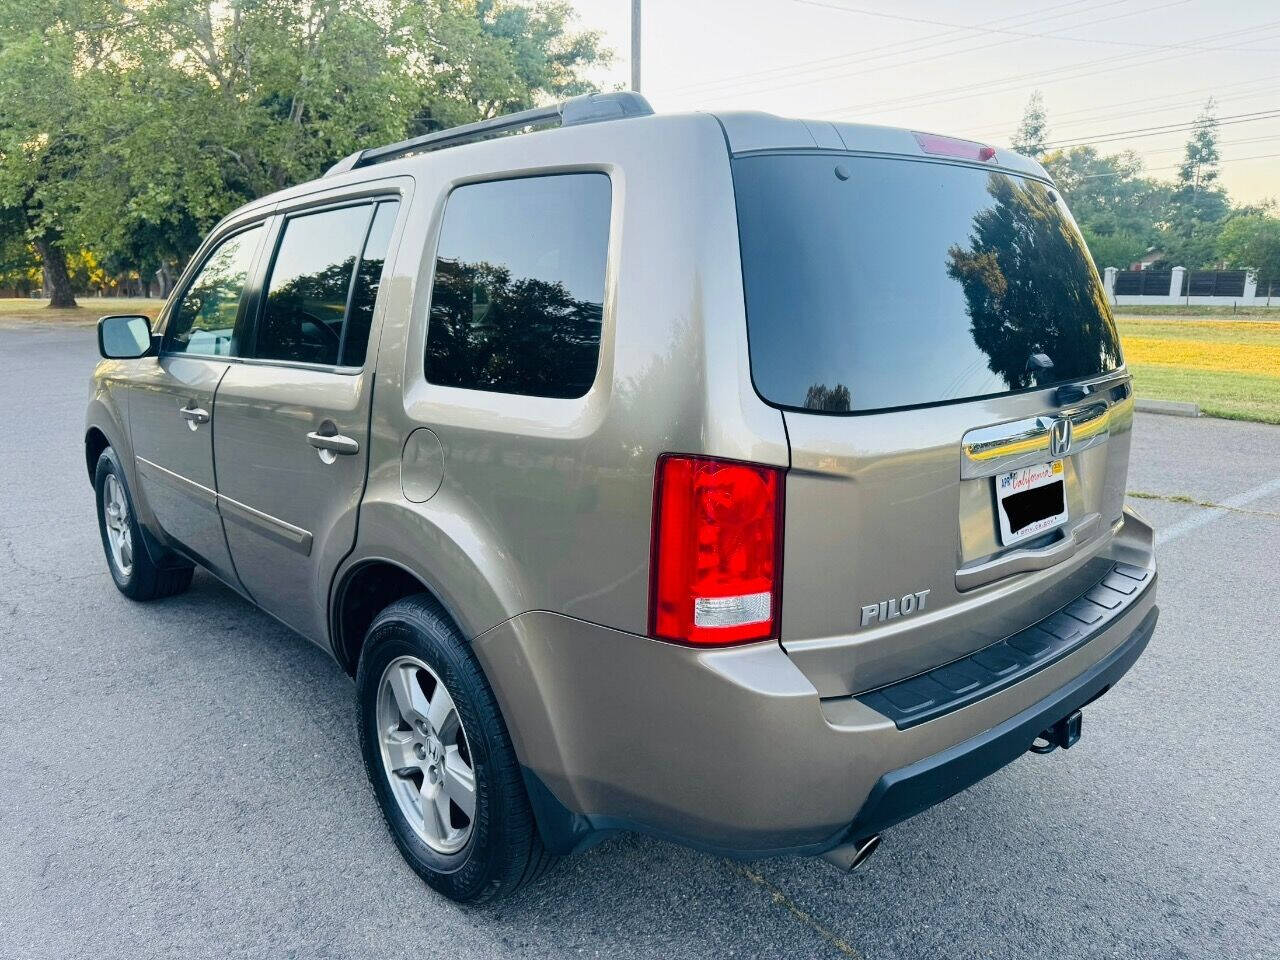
[
  {"x1": 156, "y1": 263, "x2": 174, "y2": 299},
  {"x1": 33, "y1": 236, "x2": 77, "y2": 308}
]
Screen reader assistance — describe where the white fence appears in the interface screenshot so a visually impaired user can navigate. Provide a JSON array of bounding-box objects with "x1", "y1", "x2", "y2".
[{"x1": 1103, "y1": 267, "x2": 1278, "y2": 307}]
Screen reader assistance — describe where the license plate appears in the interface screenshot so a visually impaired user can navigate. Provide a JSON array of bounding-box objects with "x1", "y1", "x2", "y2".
[{"x1": 996, "y1": 460, "x2": 1067, "y2": 546}]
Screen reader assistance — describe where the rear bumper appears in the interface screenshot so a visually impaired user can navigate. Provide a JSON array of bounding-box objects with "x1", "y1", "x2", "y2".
[
  {"x1": 473, "y1": 562, "x2": 1157, "y2": 859},
  {"x1": 849, "y1": 604, "x2": 1156, "y2": 841}
]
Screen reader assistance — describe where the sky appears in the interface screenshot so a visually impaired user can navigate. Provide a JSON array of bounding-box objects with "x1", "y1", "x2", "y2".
[{"x1": 567, "y1": 0, "x2": 1279, "y2": 204}]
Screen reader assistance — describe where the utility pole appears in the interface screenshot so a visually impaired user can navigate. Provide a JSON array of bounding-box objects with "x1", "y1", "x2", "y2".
[{"x1": 631, "y1": 0, "x2": 641, "y2": 93}]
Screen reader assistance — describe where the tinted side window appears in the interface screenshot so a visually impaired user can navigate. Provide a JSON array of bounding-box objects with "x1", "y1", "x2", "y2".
[
  {"x1": 425, "y1": 173, "x2": 610, "y2": 399},
  {"x1": 166, "y1": 226, "x2": 263, "y2": 357},
  {"x1": 340, "y1": 200, "x2": 399, "y2": 367},
  {"x1": 252, "y1": 204, "x2": 372, "y2": 366}
]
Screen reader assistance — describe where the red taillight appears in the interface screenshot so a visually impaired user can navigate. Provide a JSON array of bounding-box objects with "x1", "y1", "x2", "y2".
[
  {"x1": 913, "y1": 132, "x2": 997, "y2": 162},
  {"x1": 649, "y1": 455, "x2": 784, "y2": 646}
]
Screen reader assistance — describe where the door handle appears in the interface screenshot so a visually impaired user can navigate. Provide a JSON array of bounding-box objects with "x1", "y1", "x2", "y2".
[
  {"x1": 180, "y1": 405, "x2": 210, "y2": 426},
  {"x1": 306, "y1": 430, "x2": 360, "y2": 457}
]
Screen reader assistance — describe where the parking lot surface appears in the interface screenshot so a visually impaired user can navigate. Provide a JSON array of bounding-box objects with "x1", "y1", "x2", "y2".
[{"x1": 2, "y1": 324, "x2": 1278, "y2": 959}]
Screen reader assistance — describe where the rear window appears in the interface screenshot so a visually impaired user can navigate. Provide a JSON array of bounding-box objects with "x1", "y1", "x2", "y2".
[{"x1": 732, "y1": 154, "x2": 1122, "y2": 414}]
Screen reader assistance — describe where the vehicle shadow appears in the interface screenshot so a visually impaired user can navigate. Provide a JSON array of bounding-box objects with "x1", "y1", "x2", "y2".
[
  {"x1": 149, "y1": 571, "x2": 853, "y2": 956},
  {"x1": 144, "y1": 570, "x2": 1211, "y2": 960}
]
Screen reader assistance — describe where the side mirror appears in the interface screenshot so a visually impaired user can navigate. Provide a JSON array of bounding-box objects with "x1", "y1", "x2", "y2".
[{"x1": 98, "y1": 315, "x2": 154, "y2": 359}]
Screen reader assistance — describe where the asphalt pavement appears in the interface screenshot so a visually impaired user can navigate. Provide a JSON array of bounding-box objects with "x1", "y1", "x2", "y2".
[{"x1": 2, "y1": 323, "x2": 1278, "y2": 960}]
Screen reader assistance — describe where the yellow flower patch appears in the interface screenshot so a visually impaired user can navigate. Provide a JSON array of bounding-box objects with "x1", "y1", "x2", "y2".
[{"x1": 1120, "y1": 335, "x2": 1280, "y2": 378}]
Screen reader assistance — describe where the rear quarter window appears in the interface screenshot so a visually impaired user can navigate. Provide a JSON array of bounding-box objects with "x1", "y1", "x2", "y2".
[
  {"x1": 424, "y1": 173, "x2": 611, "y2": 400},
  {"x1": 732, "y1": 154, "x2": 1122, "y2": 413}
]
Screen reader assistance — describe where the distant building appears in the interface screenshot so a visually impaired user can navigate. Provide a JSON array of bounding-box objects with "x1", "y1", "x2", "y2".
[{"x1": 1129, "y1": 248, "x2": 1165, "y2": 271}]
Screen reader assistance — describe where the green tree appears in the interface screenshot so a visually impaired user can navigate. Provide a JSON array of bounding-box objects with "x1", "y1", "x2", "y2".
[
  {"x1": 82, "y1": 1, "x2": 604, "y2": 266},
  {"x1": 1041, "y1": 146, "x2": 1168, "y2": 268},
  {"x1": 0, "y1": 212, "x2": 39, "y2": 294},
  {"x1": 420, "y1": 1, "x2": 612, "y2": 126},
  {"x1": 1162, "y1": 99, "x2": 1229, "y2": 267},
  {"x1": 0, "y1": 0, "x2": 611, "y2": 299},
  {"x1": 1012, "y1": 90, "x2": 1048, "y2": 157},
  {"x1": 1217, "y1": 213, "x2": 1280, "y2": 283},
  {"x1": 1177, "y1": 98, "x2": 1223, "y2": 195},
  {"x1": 1079, "y1": 226, "x2": 1149, "y2": 271},
  {"x1": 0, "y1": 0, "x2": 107, "y2": 306}
]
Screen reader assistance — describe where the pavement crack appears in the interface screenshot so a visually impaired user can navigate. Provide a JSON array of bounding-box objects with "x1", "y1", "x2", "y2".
[
  {"x1": 0, "y1": 534, "x2": 64, "y2": 583},
  {"x1": 1127, "y1": 490, "x2": 1280, "y2": 520},
  {"x1": 725, "y1": 861, "x2": 864, "y2": 959}
]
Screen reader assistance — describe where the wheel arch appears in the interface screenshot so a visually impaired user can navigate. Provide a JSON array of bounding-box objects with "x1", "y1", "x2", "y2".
[
  {"x1": 85, "y1": 426, "x2": 110, "y2": 485},
  {"x1": 331, "y1": 557, "x2": 473, "y2": 677},
  {"x1": 85, "y1": 422, "x2": 190, "y2": 576}
]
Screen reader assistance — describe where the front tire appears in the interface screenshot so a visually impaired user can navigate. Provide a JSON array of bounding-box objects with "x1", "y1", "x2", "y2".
[
  {"x1": 94, "y1": 447, "x2": 194, "y2": 601},
  {"x1": 356, "y1": 594, "x2": 555, "y2": 903}
]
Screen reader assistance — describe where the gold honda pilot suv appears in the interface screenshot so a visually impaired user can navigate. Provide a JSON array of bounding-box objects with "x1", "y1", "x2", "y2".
[{"x1": 85, "y1": 93, "x2": 1158, "y2": 903}]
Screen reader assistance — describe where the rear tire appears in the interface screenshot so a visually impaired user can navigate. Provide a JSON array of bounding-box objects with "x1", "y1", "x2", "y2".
[
  {"x1": 94, "y1": 447, "x2": 194, "y2": 601},
  {"x1": 356, "y1": 594, "x2": 556, "y2": 903}
]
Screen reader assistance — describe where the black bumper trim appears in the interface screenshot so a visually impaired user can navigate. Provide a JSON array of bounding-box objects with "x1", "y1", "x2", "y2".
[
  {"x1": 858, "y1": 562, "x2": 1155, "y2": 730},
  {"x1": 847, "y1": 605, "x2": 1158, "y2": 841}
]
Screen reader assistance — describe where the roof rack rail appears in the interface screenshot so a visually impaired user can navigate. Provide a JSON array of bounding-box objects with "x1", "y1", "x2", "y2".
[{"x1": 326, "y1": 92, "x2": 653, "y2": 177}]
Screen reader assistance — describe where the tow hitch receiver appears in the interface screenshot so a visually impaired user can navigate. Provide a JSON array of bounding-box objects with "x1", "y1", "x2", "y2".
[{"x1": 1029, "y1": 709, "x2": 1083, "y2": 754}]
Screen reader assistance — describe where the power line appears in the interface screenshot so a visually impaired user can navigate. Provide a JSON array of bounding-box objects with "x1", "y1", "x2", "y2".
[
  {"x1": 832, "y1": 24, "x2": 1280, "y2": 117},
  {"x1": 815, "y1": 20, "x2": 1280, "y2": 118},
  {"x1": 818, "y1": 20, "x2": 1279, "y2": 116},
  {"x1": 968, "y1": 74, "x2": 1280, "y2": 138},
  {"x1": 658, "y1": 0, "x2": 1120, "y2": 99},
  {"x1": 793, "y1": 0, "x2": 1279, "y2": 54},
  {"x1": 1000, "y1": 74, "x2": 1275, "y2": 125},
  {"x1": 1139, "y1": 133, "x2": 1280, "y2": 155},
  {"x1": 1042, "y1": 109, "x2": 1280, "y2": 149},
  {"x1": 683, "y1": 0, "x2": 1189, "y2": 104},
  {"x1": 1051, "y1": 133, "x2": 1280, "y2": 170},
  {"x1": 1039, "y1": 107, "x2": 1280, "y2": 148},
  {"x1": 1019, "y1": 88, "x2": 1276, "y2": 138},
  {"x1": 1075, "y1": 151, "x2": 1280, "y2": 179},
  {"x1": 652, "y1": 0, "x2": 1112, "y2": 96}
]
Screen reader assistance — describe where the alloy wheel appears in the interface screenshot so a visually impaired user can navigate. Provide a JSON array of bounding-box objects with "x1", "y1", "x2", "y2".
[
  {"x1": 102, "y1": 474, "x2": 133, "y2": 578},
  {"x1": 376, "y1": 656, "x2": 477, "y2": 854}
]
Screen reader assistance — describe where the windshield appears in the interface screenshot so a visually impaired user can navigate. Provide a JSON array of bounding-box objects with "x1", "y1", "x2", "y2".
[{"x1": 732, "y1": 153, "x2": 1123, "y2": 414}]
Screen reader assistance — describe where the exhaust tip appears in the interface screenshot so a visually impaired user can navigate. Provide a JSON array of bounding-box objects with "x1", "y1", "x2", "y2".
[{"x1": 821, "y1": 834, "x2": 882, "y2": 872}]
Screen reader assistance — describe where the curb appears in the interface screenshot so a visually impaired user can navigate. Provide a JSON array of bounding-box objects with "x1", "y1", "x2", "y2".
[{"x1": 1135, "y1": 398, "x2": 1200, "y2": 418}]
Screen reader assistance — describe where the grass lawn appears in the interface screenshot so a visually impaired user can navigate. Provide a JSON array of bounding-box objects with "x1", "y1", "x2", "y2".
[
  {"x1": 1113, "y1": 304, "x2": 1279, "y2": 318},
  {"x1": 0, "y1": 297, "x2": 163, "y2": 327},
  {"x1": 1116, "y1": 314, "x2": 1280, "y2": 424}
]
